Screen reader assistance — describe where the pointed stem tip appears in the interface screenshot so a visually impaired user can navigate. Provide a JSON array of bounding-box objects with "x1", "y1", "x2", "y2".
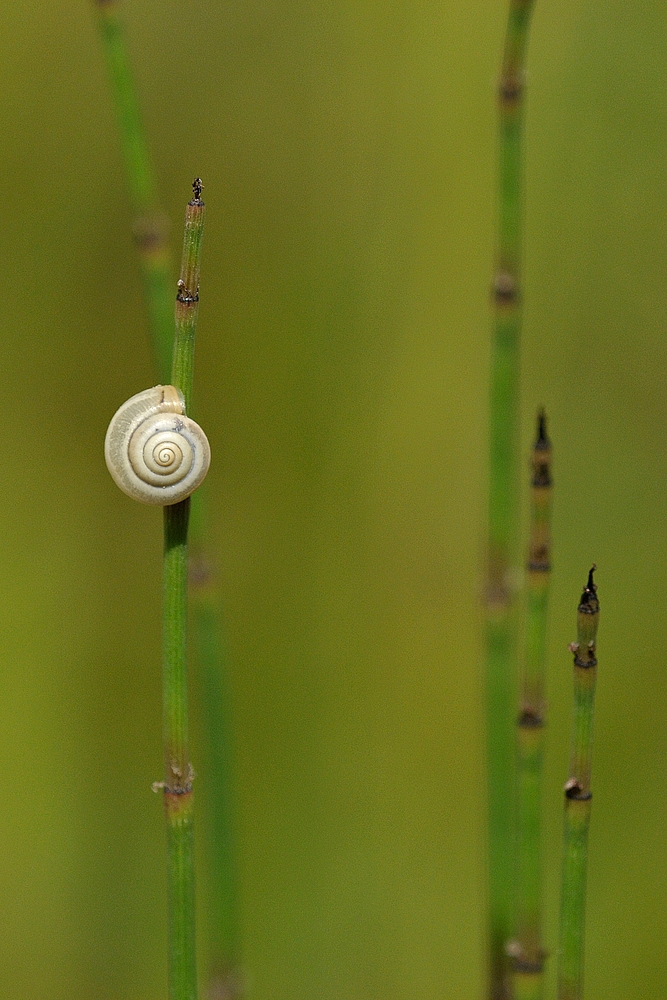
[
  {"x1": 191, "y1": 177, "x2": 204, "y2": 206},
  {"x1": 535, "y1": 407, "x2": 550, "y2": 450},
  {"x1": 578, "y1": 565, "x2": 598, "y2": 614}
]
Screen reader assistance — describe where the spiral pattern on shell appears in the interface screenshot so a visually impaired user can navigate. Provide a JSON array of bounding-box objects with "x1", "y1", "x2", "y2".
[{"x1": 105, "y1": 385, "x2": 211, "y2": 505}]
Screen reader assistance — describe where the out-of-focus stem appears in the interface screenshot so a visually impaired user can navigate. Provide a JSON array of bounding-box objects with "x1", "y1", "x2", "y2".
[
  {"x1": 190, "y1": 531, "x2": 243, "y2": 999},
  {"x1": 95, "y1": 6, "x2": 244, "y2": 980},
  {"x1": 93, "y1": 0, "x2": 173, "y2": 380},
  {"x1": 557, "y1": 568, "x2": 600, "y2": 1000},
  {"x1": 485, "y1": 3, "x2": 536, "y2": 997},
  {"x1": 509, "y1": 411, "x2": 552, "y2": 1000}
]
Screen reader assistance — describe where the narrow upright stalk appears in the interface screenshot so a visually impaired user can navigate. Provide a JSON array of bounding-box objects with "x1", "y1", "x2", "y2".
[
  {"x1": 485, "y1": 3, "x2": 536, "y2": 997},
  {"x1": 172, "y1": 182, "x2": 205, "y2": 403},
  {"x1": 161, "y1": 184, "x2": 206, "y2": 1000},
  {"x1": 189, "y1": 536, "x2": 243, "y2": 999},
  {"x1": 94, "y1": 6, "x2": 244, "y2": 979},
  {"x1": 510, "y1": 411, "x2": 552, "y2": 1000},
  {"x1": 557, "y1": 568, "x2": 600, "y2": 1000},
  {"x1": 93, "y1": 0, "x2": 173, "y2": 380}
]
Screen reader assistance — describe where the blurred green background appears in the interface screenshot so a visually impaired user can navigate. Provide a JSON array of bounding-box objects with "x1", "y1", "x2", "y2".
[{"x1": 1, "y1": 0, "x2": 666, "y2": 997}]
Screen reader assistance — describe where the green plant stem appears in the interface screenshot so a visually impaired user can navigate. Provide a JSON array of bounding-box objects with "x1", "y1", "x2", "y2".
[
  {"x1": 93, "y1": 0, "x2": 173, "y2": 380},
  {"x1": 557, "y1": 568, "x2": 600, "y2": 1000},
  {"x1": 95, "y1": 6, "x2": 243, "y2": 977},
  {"x1": 485, "y1": 3, "x2": 536, "y2": 997},
  {"x1": 172, "y1": 185, "x2": 205, "y2": 404},
  {"x1": 163, "y1": 497, "x2": 196, "y2": 1000},
  {"x1": 161, "y1": 187, "x2": 206, "y2": 1000},
  {"x1": 510, "y1": 411, "x2": 552, "y2": 1000},
  {"x1": 190, "y1": 530, "x2": 242, "y2": 998}
]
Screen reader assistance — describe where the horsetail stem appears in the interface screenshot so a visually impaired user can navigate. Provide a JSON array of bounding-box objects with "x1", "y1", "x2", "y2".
[
  {"x1": 160, "y1": 183, "x2": 206, "y2": 1000},
  {"x1": 188, "y1": 547, "x2": 243, "y2": 998},
  {"x1": 557, "y1": 568, "x2": 600, "y2": 1000},
  {"x1": 95, "y1": 7, "x2": 244, "y2": 979},
  {"x1": 93, "y1": 0, "x2": 173, "y2": 380},
  {"x1": 485, "y1": 2, "x2": 536, "y2": 996},
  {"x1": 509, "y1": 411, "x2": 552, "y2": 1000}
]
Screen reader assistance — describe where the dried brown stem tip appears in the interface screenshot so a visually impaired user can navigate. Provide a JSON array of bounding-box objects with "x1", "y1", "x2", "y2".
[
  {"x1": 535, "y1": 408, "x2": 550, "y2": 450},
  {"x1": 191, "y1": 177, "x2": 204, "y2": 205},
  {"x1": 578, "y1": 566, "x2": 598, "y2": 614},
  {"x1": 531, "y1": 408, "x2": 552, "y2": 492},
  {"x1": 571, "y1": 567, "x2": 599, "y2": 669}
]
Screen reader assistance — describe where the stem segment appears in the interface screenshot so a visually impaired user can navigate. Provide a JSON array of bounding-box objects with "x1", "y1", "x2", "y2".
[
  {"x1": 163, "y1": 497, "x2": 196, "y2": 1000},
  {"x1": 93, "y1": 0, "x2": 173, "y2": 380},
  {"x1": 485, "y1": 2, "x2": 536, "y2": 997},
  {"x1": 557, "y1": 568, "x2": 600, "y2": 1000},
  {"x1": 190, "y1": 538, "x2": 243, "y2": 998},
  {"x1": 510, "y1": 412, "x2": 552, "y2": 1000},
  {"x1": 95, "y1": 9, "x2": 244, "y2": 974},
  {"x1": 161, "y1": 183, "x2": 206, "y2": 1000}
]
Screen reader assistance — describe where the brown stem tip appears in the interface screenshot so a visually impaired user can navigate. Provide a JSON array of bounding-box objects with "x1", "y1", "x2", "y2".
[
  {"x1": 578, "y1": 565, "x2": 598, "y2": 614},
  {"x1": 535, "y1": 408, "x2": 550, "y2": 450},
  {"x1": 190, "y1": 177, "x2": 204, "y2": 206}
]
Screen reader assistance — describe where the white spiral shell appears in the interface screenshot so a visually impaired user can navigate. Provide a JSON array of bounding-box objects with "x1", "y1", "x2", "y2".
[{"x1": 105, "y1": 385, "x2": 211, "y2": 505}]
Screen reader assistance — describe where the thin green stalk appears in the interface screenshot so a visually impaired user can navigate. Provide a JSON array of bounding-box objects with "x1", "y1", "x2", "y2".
[
  {"x1": 163, "y1": 496, "x2": 196, "y2": 1000},
  {"x1": 190, "y1": 535, "x2": 243, "y2": 999},
  {"x1": 93, "y1": 8, "x2": 243, "y2": 981},
  {"x1": 93, "y1": 0, "x2": 173, "y2": 380},
  {"x1": 485, "y1": 3, "x2": 536, "y2": 997},
  {"x1": 509, "y1": 411, "x2": 552, "y2": 1000},
  {"x1": 557, "y1": 568, "x2": 600, "y2": 1000},
  {"x1": 161, "y1": 185, "x2": 206, "y2": 1000}
]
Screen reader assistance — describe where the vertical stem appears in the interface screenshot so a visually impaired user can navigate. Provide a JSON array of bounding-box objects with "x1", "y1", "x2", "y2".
[
  {"x1": 164, "y1": 497, "x2": 196, "y2": 1000},
  {"x1": 557, "y1": 569, "x2": 600, "y2": 1000},
  {"x1": 190, "y1": 536, "x2": 243, "y2": 998},
  {"x1": 95, "y1": 5, "x2": 244, "y2": 975},
  {"x1": 510, "y1": 411, "x2": 552, "y2": 1000},
  {"x1": 161, "y1": 183, "x2": 206, "y2": 1000},
  {"x1": 93, "y1": 0, "x2": 173, "y2": 380},
  {"x1": 172, "y1": 180, "x2": 205, "y2": 406},
  {"x1": 485, "y1": 2, "x2": 536, "y2": 997}
]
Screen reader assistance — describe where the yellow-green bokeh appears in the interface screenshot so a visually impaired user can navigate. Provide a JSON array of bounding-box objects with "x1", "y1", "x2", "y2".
[{"x1": 0, "y1": 1, "x2": 666, "y2": 997}]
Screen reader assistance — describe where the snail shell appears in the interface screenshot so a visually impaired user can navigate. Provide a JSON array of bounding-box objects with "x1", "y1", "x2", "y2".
[{"x1": 105, "y1": 385, "x2": 211, "y2": 505}]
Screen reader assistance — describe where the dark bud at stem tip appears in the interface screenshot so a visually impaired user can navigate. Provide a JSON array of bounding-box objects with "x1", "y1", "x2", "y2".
[
  {"x1": 532, "y1": 409, "x2": 552, "y2": 486},
  {"x1": 578, "y1": 565, "x2": 598, "y2": 613},
  {"x1": 535, "y1": 408, "x2": 550, "y2": 450},
  {"x1": 190, "y1": 177, "x2": 204, "y2": 206}
]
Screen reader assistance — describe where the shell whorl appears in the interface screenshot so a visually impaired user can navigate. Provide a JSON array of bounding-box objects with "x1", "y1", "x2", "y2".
[{"x1": 105, "y1": 385, "x2": 211, "y2": 505}]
